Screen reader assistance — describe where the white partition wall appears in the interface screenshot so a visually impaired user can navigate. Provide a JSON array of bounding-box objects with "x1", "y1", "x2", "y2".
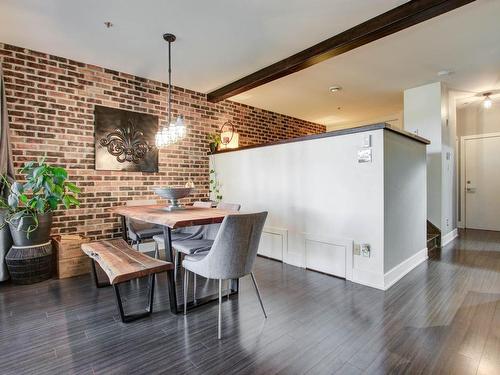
[{"x1": 210, "y1": 125, "x2": 427, "y2": 290}]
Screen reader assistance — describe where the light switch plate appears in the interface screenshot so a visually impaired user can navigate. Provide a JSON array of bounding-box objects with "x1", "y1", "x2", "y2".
[
  {"x1": 361, "y1": 134, "x2": 371, "y2": 148},
  {"x1": 357, "y1": 148, "x2": 372, "y2": 163}
]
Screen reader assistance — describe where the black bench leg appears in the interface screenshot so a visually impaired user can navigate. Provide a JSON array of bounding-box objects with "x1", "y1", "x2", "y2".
[
  {"x1": 91, "y1": 259, "x2": 111, "y2": 288},
  {"x1": 114, "y1": 274, "x2": 156, "y2": 323}
]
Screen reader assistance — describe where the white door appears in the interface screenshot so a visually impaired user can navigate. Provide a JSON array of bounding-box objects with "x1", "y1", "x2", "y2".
[{"x1": 464, "y1": 135, "x2": 500, "y2": 231}]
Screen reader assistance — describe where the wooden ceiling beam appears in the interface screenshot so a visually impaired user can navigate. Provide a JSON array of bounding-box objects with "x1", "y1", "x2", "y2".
[{"x1": 207, "y1": 0, "x2": 476, "y2": 103}]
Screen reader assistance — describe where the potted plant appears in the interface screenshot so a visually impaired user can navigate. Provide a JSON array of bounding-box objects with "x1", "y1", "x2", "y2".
[
  {"x1": 207, "y1": 132, "x2": 222, "y2": 154},
  {"x1": 0, "y1": 159, "x2": 81, "y2": 246}
]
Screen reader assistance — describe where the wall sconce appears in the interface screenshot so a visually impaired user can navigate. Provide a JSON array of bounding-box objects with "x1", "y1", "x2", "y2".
[{"x1": 219, "y1": 121, "x2": 239, "y2": 149}]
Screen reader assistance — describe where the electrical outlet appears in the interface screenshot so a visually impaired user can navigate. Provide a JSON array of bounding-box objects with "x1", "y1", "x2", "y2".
[
  {"x1": 353, "y1": 244, "x2": 361, "y2": 255},
  {"x1": 361, "y1": 244, "x2": 370, "y2": 257}
]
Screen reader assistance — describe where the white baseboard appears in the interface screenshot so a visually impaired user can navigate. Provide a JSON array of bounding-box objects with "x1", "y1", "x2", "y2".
[
  {"x1": 441, "y1": 228, "x2": 458, "y2": 247},
  {"x1": 351, "y1": 268, "x2": 385, "y2": 291},
  {"x1": 384, "y1": 247, "x2": 428, "y2": 290}
]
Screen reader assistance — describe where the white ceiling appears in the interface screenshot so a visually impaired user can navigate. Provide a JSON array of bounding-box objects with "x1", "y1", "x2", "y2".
[
  {"x1": 1, "y1": 1, "x2": 499, "y2": 127},
  {"x1": 0, "y1": 0, "x2": 405, "y2": 93},
  {"x1": 232, "y1": 0, "x2": 500, "y2": 127}
]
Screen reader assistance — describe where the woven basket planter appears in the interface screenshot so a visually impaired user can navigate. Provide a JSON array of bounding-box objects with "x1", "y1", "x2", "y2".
[{"x1": 5, "y1": 241, "x2": 53, "y2": 284}]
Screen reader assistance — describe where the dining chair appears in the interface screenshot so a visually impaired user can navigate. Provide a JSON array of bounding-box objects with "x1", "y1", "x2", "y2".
[
  {"x1": 173, "y1": 202, "x2": 241, "y2": 256},
  {"x1": 126, "y1": 200, "x2": 163, "y2": 251},
  {"x1": 173, "y1": 202, "x2": 241, "y2": 298},
  {"x1": 152, "y1": 201, "x2": 212, "y2": 274},
  {"x1": 182, "y1": 211, "x2": 268, "y2": 339}
]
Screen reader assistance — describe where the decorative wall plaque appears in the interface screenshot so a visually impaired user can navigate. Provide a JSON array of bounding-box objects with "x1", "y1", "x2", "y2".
[{"x1": 94, "y1": 105, "x2": 158, "y2": 172}]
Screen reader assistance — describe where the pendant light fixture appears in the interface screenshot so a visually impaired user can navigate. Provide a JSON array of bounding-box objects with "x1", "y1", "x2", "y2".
[
  {"x1": 482, "y1": 93, "x2": 492, "y2": 109},
  {"x1": 155, "y1": 33, "x2": 187, "y2": 148}
]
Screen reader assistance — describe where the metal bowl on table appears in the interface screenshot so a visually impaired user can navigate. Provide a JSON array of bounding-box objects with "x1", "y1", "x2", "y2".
[{"x1": 153, "y1": 187, "x2": 193, "y2": 211}]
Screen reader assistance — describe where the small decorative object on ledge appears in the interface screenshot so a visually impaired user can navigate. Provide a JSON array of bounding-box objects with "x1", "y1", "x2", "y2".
[
  {"x1": 219, "y1": 121, "x2": 239, "y2": 150},
  {"x1": 207, "y1": 132, "x2": 222, "y2": 154},
  {"x1": 154, "y1": 186, "x2": 193, "y2": 211},
  {"x1": 95, "y1": 105, "x2": 158, "y2": 172}
]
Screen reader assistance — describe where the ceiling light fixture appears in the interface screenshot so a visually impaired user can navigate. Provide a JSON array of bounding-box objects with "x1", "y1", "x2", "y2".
[
  {"x1": 155, "y1": 33, "x2": 187, "y2": 148},
  {"x1": 329, "y1": 85, "x2": 342, "y2": 93},
  {"x1": 483, "y1": 93, "x2": 493, "y2": 109},
  {"x1": 437, "y1": 70, "x2": 454, "y2": 77}
]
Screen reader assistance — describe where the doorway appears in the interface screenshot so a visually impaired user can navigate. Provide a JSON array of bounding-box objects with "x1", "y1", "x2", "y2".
[{"x1": 461, "y1": 133, "x2": 500, "y2": 231}]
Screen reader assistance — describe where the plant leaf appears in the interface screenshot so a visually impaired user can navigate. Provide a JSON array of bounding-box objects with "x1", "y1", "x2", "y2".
[
  {"x1": 53, "y1": 167, "x2": 68, "y2": 180},
  {"x1": 66, "y1": 182, "x2": 81, "y2": 194},
  {"x1": 11, "y1": 182, "x2": 23, "y2": 195},
  {"x1": 62, "y1": 195, "x2": 71, "y2": 209},
  {"x1": 7, "y1": 194, "x2": 18, "y2": 208},
  {"x1": 47, "y1": 196, "x2": 59, "y2": 210}
]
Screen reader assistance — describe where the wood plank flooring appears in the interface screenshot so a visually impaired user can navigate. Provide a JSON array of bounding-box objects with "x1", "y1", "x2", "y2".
[{"x1": 0, "y1": 229, "x2": 499, "y2": 374}]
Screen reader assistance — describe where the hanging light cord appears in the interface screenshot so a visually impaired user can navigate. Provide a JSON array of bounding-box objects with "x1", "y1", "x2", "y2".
[{"x1": 167, "y1": 39, "x2": 172, "y2": 127}]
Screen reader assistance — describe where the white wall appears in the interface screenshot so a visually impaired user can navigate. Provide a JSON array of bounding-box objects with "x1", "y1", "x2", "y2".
[
  {"x1": 384, "y1": 131, "x2": 427, "y2": 273},
  {"x1": 456, "y1": 101, "x2": 500, "y2": 224},
  {"x1": 442, "y1": 90, "x2": 458, "y2": 234},
  {"x1": 326, "y1": 111, "x2": 403, "y2": 132},
  {"x1": 457, "y1": 102, "x2": 500, "y2": 137},
  {"x1": 403, "y1": 82, "x2": 458, "y2": 239},
  {"x1": 211, "y1": 128, "x2": 427, "y2": 290}
]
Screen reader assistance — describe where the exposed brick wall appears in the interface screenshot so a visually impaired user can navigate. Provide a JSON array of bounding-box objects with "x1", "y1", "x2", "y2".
[{"x1": 0, "y1": 42, "x2": 325, "y2": 240}]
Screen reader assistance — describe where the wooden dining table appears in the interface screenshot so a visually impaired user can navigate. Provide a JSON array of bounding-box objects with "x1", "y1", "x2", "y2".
[{"x1": 109, "y1": 204, "x2": 238, "y2": 314}]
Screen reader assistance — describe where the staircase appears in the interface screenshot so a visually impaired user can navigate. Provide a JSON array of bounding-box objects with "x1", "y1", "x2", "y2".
[{"x1": 427, "y1": 220, "x2": 441, "y2": 255}]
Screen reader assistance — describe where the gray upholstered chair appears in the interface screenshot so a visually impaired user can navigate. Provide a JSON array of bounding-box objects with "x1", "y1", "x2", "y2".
[
  {"x1": 152, "y1": 201, "x2": 212, "y2": 274},
  {"x1": 173, "y1": 201, "x2": 241, "y2": 297},
  {"x1": 216, "y1": 202, "x2": 241, "y2": 212},
  {"x1": 126, "y1": 200, "x2": 163, "y2": 250},
  {"x1": 173, "y1": 202, "x2": 241, "y2": 256},
  {"x1": 182, "y1": 211, "x2": 268, "y2": 339}
]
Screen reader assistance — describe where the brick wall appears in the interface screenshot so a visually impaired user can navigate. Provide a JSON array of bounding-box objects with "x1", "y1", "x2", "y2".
[{"x1": 0, "y1": 42, "x2": 325, "y2": 240}]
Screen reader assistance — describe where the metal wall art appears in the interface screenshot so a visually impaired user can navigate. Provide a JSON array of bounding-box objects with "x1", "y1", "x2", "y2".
[{"x1": 94, "y1": 105, "x2": 158, "y2": 172}]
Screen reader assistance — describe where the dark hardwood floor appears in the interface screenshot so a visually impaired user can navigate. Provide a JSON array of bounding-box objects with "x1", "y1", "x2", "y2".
[{"x1": 0, "y1": 229, "x2": 499, "y2": 374}]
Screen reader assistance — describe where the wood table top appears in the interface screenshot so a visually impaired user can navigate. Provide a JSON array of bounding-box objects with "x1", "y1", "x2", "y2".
[{"x1": 109, "y1": 205, "x2": 236, "y2": 229}]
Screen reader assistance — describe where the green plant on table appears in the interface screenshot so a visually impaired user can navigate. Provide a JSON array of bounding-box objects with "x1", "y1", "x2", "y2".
[{"x1": 0, "y1": 158, "x2": 81, "y2": 236}]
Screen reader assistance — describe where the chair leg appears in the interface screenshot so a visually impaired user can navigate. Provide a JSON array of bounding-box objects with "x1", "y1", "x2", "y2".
[
  {"x1": 183, "y1": 269, "x2": 189, "y2": 315},
  {"x1": 154, "y1": 241, "x2": 159, "y2": 259},
  {"x1": 135, "y1": 241, "x2": 140, "y2": 251},
  {"x1": 218, "y1": 278, "x2": 222, "y2": 340},
  {"x1": 250, "y1": 272, "x2": 267, "y2": 319},
  {"x1": 193, "y1": 273, "x2": 197, "y2": 303},
  {"x1": 226, "y1": 279, "x2": 230, "y2": 300},
  {"x1": 174, "y1": 250, "x2": 178, "y2": 281}
]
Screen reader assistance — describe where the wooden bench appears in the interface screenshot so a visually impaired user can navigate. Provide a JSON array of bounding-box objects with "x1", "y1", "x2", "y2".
[{"x1": 81, "y1": 239, "x2": 174, "y2": 323}]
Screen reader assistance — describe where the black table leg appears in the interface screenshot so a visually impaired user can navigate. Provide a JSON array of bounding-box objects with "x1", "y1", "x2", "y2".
[
  {"x1": 120, "y1": 215, "x2": 128, "y2": 242},
  {"x1": 163, "y1": 226, "x2": 178, "y2": 314}
]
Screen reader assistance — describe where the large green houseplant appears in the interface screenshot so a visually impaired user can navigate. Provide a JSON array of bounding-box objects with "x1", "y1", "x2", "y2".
[{"x1": 0, "y1": 159, "x2": 81, "y2": 246}]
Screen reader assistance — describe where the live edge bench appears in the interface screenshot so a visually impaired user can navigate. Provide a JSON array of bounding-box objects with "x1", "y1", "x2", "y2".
[{"x1": 81, "y1": 239, "x2": 174, "y2": 323}]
